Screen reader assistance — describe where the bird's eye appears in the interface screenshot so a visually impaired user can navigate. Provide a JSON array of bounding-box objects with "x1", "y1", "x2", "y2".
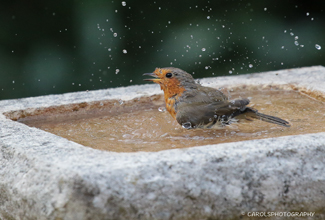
[{"x1": 166, "y1": 73, "x2": 173, "y2": 78}]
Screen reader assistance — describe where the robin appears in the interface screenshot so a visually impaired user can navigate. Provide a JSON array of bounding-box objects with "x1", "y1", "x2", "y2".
[{"x1": 143, "y1": 67, "x2": 290, "y2": 129}]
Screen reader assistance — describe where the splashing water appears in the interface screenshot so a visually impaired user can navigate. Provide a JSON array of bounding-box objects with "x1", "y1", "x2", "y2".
[
  {"x1": 315, "y1": 44, "x2": 321, "y2": 50},
  {"x1": 158, "y1": 107, "x2": 166, "y2": 112},
  {"x1": 182, "y1": 122, "x2": 192, "y2": 129}
]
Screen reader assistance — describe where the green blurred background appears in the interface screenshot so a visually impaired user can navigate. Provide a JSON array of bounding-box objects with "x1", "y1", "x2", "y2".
[{"x1": 1, "y1": 0, "x2": 324, "y2": 100}]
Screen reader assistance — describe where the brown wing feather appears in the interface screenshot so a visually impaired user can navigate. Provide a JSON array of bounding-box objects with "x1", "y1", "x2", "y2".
[
  {"x1": 176, "y1": 96, "x2": 250, "y2": 128},
  {"x1": 179, "y1": 85, "x2": 228, "y2": 103}
]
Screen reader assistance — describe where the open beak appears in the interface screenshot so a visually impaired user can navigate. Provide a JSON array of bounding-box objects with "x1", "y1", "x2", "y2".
[{"x1": 143, "y1": 72, "x2": 160, "y2": 82}]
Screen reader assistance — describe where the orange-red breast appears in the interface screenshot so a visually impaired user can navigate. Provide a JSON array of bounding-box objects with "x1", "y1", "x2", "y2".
[{"x1": 143, "y1": 67, "x2": 290, "y2": 129}]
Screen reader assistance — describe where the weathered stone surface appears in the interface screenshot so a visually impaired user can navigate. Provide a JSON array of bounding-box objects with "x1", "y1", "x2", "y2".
[{"x1": 1, "y1": 66, "x2": 325, "y2": 220}]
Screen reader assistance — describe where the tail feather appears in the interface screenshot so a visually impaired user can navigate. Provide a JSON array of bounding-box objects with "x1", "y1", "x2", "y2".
[{"x1": 245, "y1": 107, "x2": 290, "y2": 127}]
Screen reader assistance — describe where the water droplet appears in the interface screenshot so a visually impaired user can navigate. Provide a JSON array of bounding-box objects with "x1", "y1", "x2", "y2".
[
  {"x1": 207, "y1": 16, "x2": 210, "y2": 19},
  {"x1": 158, "y1": 107, "x2": 166, "y2": 112},
  {"x1": 300, "y1": 45, "x2": 304, "y2": 47},
  {"x1": 182, "y1": 122, "x2": 192, "y2": 129},
  {"x1": 284, "y1": 30, "x2": 287, "y2": 33},
  {"x1": 12, "y1": 81, "x2": 15, "y2": 84},
  {"x1": 121, "y1": 1, "x2": 126, "y2": 6},
  {"x1": 115, "y1": 69, "x2": 120, "y2": 74},
  {"x1": 229, "y1": 70, "x2": 232, "y2": 74},
  {"x1": 113, "y1": 33, "x2": 117, "y2": 37},
  {"x1": 315, "y1": 44, "x2": 321, "y2": 50},
  {"x1": 294, "y1": 36, "x2": 299, "y2": 40},
  {"x1": 281, "y1": 46, "x2": 284, "y2": 49},
  {"x1": 306, "y1": 12, "x2": 309, "y2": 16},
  {"x1": 249, "y1": 64, "x2": 253, "y2": 68},
  {"x1": 290, "y1": 32, "x2": 294, "y2": 36},
  {"x1": 118, "y1": 99, "x2": 124, "y2": 105},
  {"x1": 122, "y1": 49, "x2": 127, "y2": 54},
  {"x1": 264, "y1": 8, "x2": 267, "y2": 11},
  {"x1": 201, "y1": 48, "x2": 206, "y2": 51},
  {"x1": 294, "y1": 41, "x2": 299, "y2": 46}
]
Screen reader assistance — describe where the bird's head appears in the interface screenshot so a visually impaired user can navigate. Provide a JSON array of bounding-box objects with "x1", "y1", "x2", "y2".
[{"x1": 143, "y1": 67, "x2": 197, "y2": 96}]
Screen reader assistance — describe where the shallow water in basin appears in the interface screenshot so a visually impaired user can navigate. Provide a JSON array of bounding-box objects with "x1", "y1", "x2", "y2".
[{"x1": 19, "y1": 87, "x2": 325, "y2": 152}]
